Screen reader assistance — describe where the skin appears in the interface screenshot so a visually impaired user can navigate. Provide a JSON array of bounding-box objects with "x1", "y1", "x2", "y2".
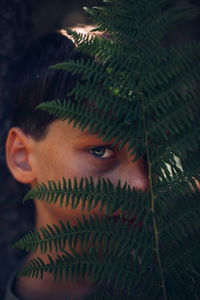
[{"x1": 6, "y1": 119, "x2": 149, "y2": 300}]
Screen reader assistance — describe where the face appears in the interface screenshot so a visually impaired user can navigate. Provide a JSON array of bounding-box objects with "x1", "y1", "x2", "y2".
[
  {"x1": 6, "y1": 119, "x2": 149, "y2": 228},
  {"x1": 29, "y1": 120, "x2": 149, "y2": 225}
]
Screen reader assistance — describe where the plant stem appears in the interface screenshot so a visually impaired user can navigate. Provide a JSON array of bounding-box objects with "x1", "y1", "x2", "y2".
[{"x1": 140, "y1": 66, "x2": 167, "y2": 300}]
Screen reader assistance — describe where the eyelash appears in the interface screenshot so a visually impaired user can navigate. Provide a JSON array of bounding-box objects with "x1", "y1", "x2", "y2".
[{"x1": 89, "y1": 146, "x2": 116, "y2": 160}]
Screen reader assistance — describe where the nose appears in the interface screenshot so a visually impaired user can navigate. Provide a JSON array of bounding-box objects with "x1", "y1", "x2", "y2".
[
  {"x1": 117, "y1": 157, "x2": 149, "y2": 193},
  {"x1": 108, "y1": 153, "x2": 149, "y2": 219}
]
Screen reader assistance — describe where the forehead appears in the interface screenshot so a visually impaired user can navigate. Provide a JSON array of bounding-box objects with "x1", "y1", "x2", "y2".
[
  {"x1": 44, "y1": 108, "x2": 117, "y2": 147},
  {"x1": 48, "y1": 119, "x2": 114, "y2": 142}
]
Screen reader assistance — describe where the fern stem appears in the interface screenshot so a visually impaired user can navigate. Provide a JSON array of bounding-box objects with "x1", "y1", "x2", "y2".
[
  {"x1": 144, "y1": 111, "x2": 168, "y2": 300},
  {"x1": 140, "y1": 64, "x2": 168, "y2": 300}
]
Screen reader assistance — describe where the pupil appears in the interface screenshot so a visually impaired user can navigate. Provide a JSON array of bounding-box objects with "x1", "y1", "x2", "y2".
[{"x1": 92, "y1": 147, "x2": 105, "y2": 157}]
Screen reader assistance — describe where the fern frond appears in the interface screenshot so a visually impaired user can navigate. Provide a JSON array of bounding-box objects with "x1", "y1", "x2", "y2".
[
  {"x1": 162, "y1": 239, "x2": 200, "y2": 299},
  {"x1": 22, "y1": 176, "x2": 149, "y2": 220},
  {"x1": 50, "y1": 58, "x2": 137, "y2": 103},
  {"x1": 13, "y1": 214, "x2": 153, "y2": 256},
  {"x1": 36, "y1": 99, "x2": 146, "y2": 160},
  {"x1": 84, "y1": 0, "x2": 196, "y2": 47},
  {"x1": 17, "y1": 250, "x2": 159, "y2": 295},
  {"x1": 49, "y1": 57, "x2": 103, "y2": 82},
  {"x1": 156, "y1": 194, "x2": 200, "y2": 254}
]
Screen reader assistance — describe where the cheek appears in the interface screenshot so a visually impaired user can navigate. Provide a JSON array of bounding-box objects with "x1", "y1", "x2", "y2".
[{"x1": 39, "y1": 152, "x2": 89, "y2": 184}]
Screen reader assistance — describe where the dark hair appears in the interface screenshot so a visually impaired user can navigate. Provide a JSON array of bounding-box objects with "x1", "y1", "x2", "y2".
[{"x1": 10, "y1": 32, "x2": 88, "y2": 141}]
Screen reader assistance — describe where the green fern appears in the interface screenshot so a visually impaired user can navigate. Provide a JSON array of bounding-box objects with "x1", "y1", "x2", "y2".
[
  {"x1": 14, "y1": 0, "x2": 200, "y2": 299},
  {"x1": 17, "y1": 250, "x2": 146, "y2": 294},
  {"x1": 13, "y1": 213, "x2": 152, "y2": 256},
  {"x1": 21, "y1": 176, "x2": 148, "y2": 219}
]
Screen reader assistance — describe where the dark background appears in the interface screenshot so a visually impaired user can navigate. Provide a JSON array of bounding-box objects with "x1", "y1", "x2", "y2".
[
  {"x1": 30, "y1": 0, "x2": 200, "y2": 42},
  {"x1": 0, "y1": 0, "x2": 199, "y2": 298},
  {"x1": 29, "y1": 0, "x2": 102, "y2": 38}
]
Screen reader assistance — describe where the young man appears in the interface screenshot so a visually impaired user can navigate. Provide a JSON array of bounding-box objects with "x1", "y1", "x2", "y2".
[{"x1": 4, "y1": 32, "x2": 149, "y2": 300}]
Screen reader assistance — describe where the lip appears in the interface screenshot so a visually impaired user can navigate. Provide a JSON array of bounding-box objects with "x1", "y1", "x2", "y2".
[{"x1": 107, "y1": 214, "x2": 143, "y2": 229}]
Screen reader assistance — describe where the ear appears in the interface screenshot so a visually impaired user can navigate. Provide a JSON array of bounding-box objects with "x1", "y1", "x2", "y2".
[{"x1": 5, "y1": 127, "x2": 36, "y2": 184}]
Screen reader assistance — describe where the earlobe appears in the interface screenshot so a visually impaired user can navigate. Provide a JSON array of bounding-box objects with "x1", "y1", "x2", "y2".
[{"x1": 5, "y1": 127, "x2": 36, "y2": 184}]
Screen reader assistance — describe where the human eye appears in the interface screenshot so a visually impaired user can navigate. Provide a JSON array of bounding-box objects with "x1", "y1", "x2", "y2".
[{"x1": 89, "y1": 146, "x2": 116, "y2": 160}]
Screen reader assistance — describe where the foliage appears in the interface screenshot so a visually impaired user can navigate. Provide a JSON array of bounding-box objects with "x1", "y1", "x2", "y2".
[{"x1": 14, "y1": 0, "x2": 200, "y2": 299}]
